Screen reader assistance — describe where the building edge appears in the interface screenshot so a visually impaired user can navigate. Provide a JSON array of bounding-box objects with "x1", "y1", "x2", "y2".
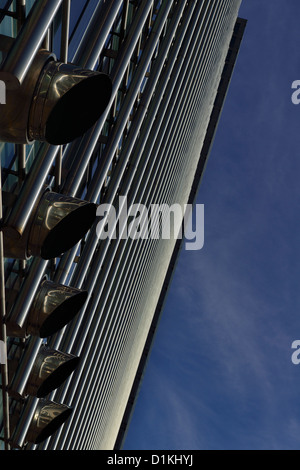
[{"x1": 114, "y1": 17, "x2": 248, "y2": 450}]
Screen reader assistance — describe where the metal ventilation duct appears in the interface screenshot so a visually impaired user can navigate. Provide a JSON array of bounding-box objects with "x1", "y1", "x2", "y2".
[
  {"x1": 3, "y1": 191, "x2": 97, "y2": 260},
  {"x1": 25, "y1": 400, "x2": 73, "y2": 445},
  {"x1": 6, "y1": 279, "x2": 88, "y2": 338},
  {"x1": 0, "y1": 41, "x2": 112, "y2": 145}
]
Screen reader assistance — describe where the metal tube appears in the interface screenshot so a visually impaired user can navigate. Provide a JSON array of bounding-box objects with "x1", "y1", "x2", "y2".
[
  {"x1": 9, "y1": 337, "x2": 42, "y2": 398},
  {"x1": 0, "y1": 159, "x2": 10, "y2": 450},
  {"x1": 17, "y1": 144, "x2": 26, "y2": 181},
  {"x1": 10, "y1": 397, "x2": 38, "y2": 449},
  {"x1": 85, "y1": 0, "x2": 176, "y2": 203},
  {"x1": 60, "y1": 0, "x2": 70, "y2": 63},
  {"x1": 61, "y1": 0, "x2": 155, "y2": 197},
  {"x1": 2, "y1": 144, "x2": 59, "y2": 240},
  {"x1": 54, "y1": 0, "x2": 71, "y2": 191},
  {"x1": 5, "y1": 258, "x2": 47, "y2": 334},
  {"x1": 72, "y1": 0, "x2": 124, "y2": 69},
  {"x1": 0, "y1": 0, "x2": 63, "y2": 89},
  {"x1": 16, "y1": 0, "x2": 26, "y2": 33}
]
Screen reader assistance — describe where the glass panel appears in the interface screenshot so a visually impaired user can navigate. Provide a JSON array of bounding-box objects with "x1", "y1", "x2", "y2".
[
  {"x1": 25, "y1": 0, "x2": 36, "y2": 16},
  {"x1": 0, "y1": 142, "x2": 14, "y2": 170},
  {"x1": 0, "y1": 0, "x2": 13, "y2": 10},
  {"x1": 0, "y1": 12, "x2": 15, "y2": 37}
]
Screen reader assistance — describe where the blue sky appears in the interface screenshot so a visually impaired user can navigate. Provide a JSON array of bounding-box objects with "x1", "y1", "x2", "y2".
[{"x1": 124, "y1": 0, "x2": 300, "y2": 450}]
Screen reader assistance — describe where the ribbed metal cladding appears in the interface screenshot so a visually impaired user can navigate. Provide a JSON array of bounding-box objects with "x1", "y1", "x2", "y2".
[{"x1": 0, "y1": 0, "x2": 244, "y2": 450}]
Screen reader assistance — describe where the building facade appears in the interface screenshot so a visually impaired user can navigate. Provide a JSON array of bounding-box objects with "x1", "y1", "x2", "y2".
[{"x1": 0, "y1": 0, "x2": 245, "y2": 450}]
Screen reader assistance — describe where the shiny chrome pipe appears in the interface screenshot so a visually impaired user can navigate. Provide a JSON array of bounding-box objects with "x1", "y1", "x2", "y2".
[
  {"x1": 8, "y1": 338, "x2": 42, "y2": 399},
  {"x1": 10, "y1": 397, "x2": 39, "y2": 448},
  {"x1": 3, "y1": 144, "x2": 58, "y2": 241},
  {"x1": 0, "y1": 157, "x2": 10, "y2": 450},
  {"x1": 60, "y1": 0, "x2": 70, "y2": 63},
  {"x1": 0, "y1": 0, "x2": 63, "y2": 89},
  {"x1": 61, "y1": 0, "x2": 155, "y2": 197},
  {"x1": 85, "y1": 0, "x2": 178, "y2": 203},
  {"x1": 72, "y1": 0, "x2": 124, "y2": 69},
  {"x1": 5, "y1": 258, "x2": 47, "y2": 337}
]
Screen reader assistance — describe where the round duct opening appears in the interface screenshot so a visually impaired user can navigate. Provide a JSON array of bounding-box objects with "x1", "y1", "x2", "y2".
[
  {"x1": 28, "y1": 191, "x2": 97, "y2": 260},
  {"x1": 36, "y1": 354, "x2": 80, "y2": 398},
  {"x1": 45, "y1": 73, "x2": 112, "y2": 145},
  {"x1": 26, "y1": 280, "x2": 88, "y2": 338},
  {"x1": 39, "y1": 289, "x2": 88, "y2": 338},
  {"x1": 35, "y1": 406, "x2": 72, "y2": 444},
  {"x1": 26, "y1": 400, "x2": 72, "y2": 445},
  {"x1": 40, "y1": 202, "x2": 96, "y2": 259}
]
